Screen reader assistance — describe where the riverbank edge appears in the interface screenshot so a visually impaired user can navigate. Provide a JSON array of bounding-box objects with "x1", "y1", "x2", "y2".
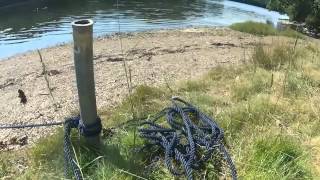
[{"x1": 0, "y1": 26, "x2": 228, "y2": 62}]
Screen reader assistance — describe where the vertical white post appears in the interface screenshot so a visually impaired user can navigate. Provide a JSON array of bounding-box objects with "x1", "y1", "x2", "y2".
[{"x1": 72, "y1": 19, "x2": 101, "y2": 147}]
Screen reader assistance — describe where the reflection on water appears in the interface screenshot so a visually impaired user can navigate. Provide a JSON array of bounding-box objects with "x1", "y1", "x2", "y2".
[{"x1": 0, "y1": 0, "x2": 286, "y2": 59}]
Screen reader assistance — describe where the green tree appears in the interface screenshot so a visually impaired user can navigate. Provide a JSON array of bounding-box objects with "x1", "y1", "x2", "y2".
[
  {"x1": 268, "y1": 0, "x2": 320, "y2": 31},
  {"x1": 306, "y1": 0, "x2": 320, "y2": 30}
]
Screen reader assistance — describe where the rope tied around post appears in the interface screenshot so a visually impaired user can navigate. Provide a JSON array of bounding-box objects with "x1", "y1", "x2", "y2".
[
  {"x1": 79, "y1": 117, "x2": 102, "y2": 137},
  {"x1": 138, "y1": 97, "x2": 238, "y2": 180},
  {"x1": 64, "y1": 116, "x2": 102, "y2": 180}
]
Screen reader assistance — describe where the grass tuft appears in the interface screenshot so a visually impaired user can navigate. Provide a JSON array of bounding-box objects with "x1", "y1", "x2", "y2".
[
  {"x1": 247, "y1": 135, "x2": 312, "y2": 179},
  {"x1": 100, "y1": 85, "x2": 168, "y2": 127},
  {"x1": 178, "y1": 80, "x2": 209, "y2": 92},
  {"x1": 232, "y1": 68, "x2": 272, "y2": 101},
  {"x1": 230, "y1": 21, "x2": 304, "y2": 38},
  {"x1": 230, "y1": 21, "x2": 277, "y2": 36},
  {"x1": 218, "y1": 95, "x2": 279, "y2": 136},
  {"x1": 284, "y1": 71, "x2": 309, "y2": 96},
  {"x1": 252, "y1": 43, "x2": 300, "y2": 70}
]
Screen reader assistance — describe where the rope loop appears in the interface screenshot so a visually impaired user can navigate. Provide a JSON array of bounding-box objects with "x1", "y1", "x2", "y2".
[{"x1": 139, "y1": 97, "x2": 237, "y2": 180}]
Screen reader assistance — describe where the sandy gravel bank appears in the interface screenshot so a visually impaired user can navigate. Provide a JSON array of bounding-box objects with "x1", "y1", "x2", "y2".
[{"x1": 0, "y1": 27, "x2": 261, "y2": 150}]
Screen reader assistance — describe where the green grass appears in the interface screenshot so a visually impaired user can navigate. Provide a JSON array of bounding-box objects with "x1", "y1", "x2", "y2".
[
  {"x1": 231, "y1": 68, "x2": 272, "y2": 101},
  {"x1": 251, "y1": 43, "x2": 300, "y2": 70},
  {"x1": 245, "y1": 135, "x2": 312, "y2": 179},
  {"x1": 230, "y1": 21, "x2": 305, "y2": 38},
  {"x1": 230, "y1": 21, "x2": 277, "y2": 36},
  {"x1": 1, "y1": 39, "x2": 320, "y2": 179}
]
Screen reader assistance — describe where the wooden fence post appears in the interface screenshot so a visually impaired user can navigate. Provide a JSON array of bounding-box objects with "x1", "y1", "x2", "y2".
[{"x1": 72, "y1": 19, "x2": 101, "y2": 147}]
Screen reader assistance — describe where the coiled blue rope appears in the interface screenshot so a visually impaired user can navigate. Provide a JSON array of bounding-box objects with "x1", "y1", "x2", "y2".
[{"x1": 139, "y1": 97, "x2": 237, "y2": 180}]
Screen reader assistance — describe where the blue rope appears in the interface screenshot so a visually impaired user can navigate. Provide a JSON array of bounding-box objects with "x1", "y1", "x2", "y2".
[
  {"x1": 63, "y1": 116, "x2": 83, "y2": 180},
  {"x1": 0, "y1": 121, "x2": 64, "y2": 129},
  {"x1": 139, "y1": 97, "x2": 238, "y2": 180},
  {"x1": 0, "y1": 116, "x2": 93, "y2": 180},
  {"x1": 1, "y1": 97, "x2": 237, "y2": 179}
]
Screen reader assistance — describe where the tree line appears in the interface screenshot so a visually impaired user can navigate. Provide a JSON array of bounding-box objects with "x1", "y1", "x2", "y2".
[{"x1": 232, "y1": 0, "x2": 320, "y2": 33}]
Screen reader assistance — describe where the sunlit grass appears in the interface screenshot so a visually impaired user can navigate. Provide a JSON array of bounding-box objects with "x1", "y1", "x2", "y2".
[
  {"x1": 244, "y1": 135, "x2": 312, "y2": 179},
  {"x1": 1, "y1": 39, "x2": 320, "y2": 179},
  {"x1": 230, "y1": 21, "x2": 305, "y2": 38}
]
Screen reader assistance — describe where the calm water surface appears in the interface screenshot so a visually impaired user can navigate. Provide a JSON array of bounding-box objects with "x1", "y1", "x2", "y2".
[{"x1": 0, "y1": 0, "x2": 287, "y2": 59}]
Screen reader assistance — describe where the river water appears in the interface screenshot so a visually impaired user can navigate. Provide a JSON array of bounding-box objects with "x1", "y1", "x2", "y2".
[{"x1": 0, "y1": 0, "x2": 287, "y2": 59}]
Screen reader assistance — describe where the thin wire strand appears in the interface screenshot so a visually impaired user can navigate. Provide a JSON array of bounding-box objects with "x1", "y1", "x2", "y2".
[
  {"x1": 116, "y1": 0, "x2": 131, "y2": 93},
  {"x1": 116, "y1": 0, "x2": 136, "y2": 121}
]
